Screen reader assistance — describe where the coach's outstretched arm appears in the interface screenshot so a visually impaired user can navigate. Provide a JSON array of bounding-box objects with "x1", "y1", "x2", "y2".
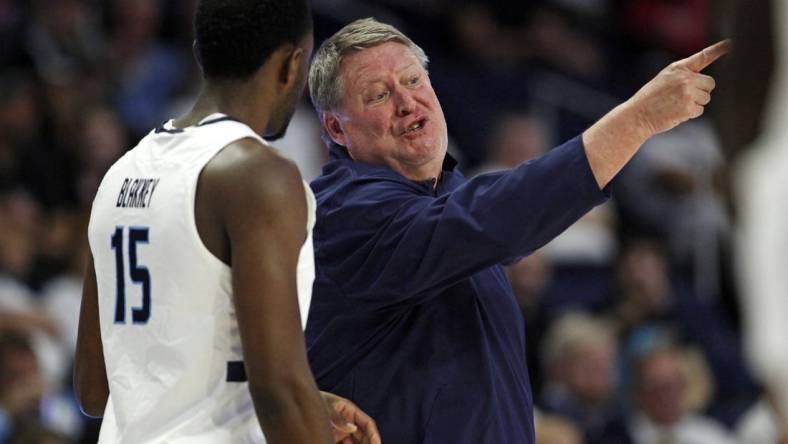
[{"x1": 582, "y1": 40, "x2": 732, "y2": 188}]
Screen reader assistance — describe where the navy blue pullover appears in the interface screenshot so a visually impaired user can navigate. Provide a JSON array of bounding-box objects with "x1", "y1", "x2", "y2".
[{"x1": 306, "y1": 136, "x2": 609, "y2": 443}]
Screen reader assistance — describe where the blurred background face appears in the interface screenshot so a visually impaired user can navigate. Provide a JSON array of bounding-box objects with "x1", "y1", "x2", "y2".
[
  {"x1": 265, "y1": 33, "x2": 314, "y2": 141},
  {"x1": 535, "y1": 414, "x2": 585, "y2": 444},
  {"x1": 82, "y1": 107, "x2": 125, "y2": 167},
  {"x1": 0, "y1": 79, "x2": 37, "y2": 138},
  {"x1": 0, "y1": 340, "x2": 38, "y2": 382},
  {"x1": 0, "y1": 335, "x2": 44, "y2": 418},
  {"x1": 618, "y1": 242, "x2": 671, "y2": 312},
  {"x1": 490, "y1": 113, "x2": 550, "y2": 167},
  {"x1": 636, "y1": 351, "x2": 687, "y2": 425},
  {"x1": 0, "y1": 189, "x2": 41, "y2": 279},
  {"x1": 506, "y1": 252, "x2": 552, "y2": 312},
  {"x1": 36, "y1": 0, "x2": 84, "y2": 38},
  {"x1": 562, "y1": 341, "x2": 616, "y2": 405},
  {"x1": 328, "y1": 42, "x2": 449, "y2": 180},
  {"x1": 114, "y1": 0, "x2": 160, "y2": 45}
]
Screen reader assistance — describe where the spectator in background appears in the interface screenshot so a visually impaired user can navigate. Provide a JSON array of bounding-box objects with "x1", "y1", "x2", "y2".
[
  {"x1": 39, "y1": 210, "x2": 89, "y2": 367},
  {"x1": 26, "y1": 0, "x2": 106, "y2": 84},
  {"x1": 0, "y1": 73, "x2": 39, "y2": 149},
  {"x1": 72, "y1": 105, "x2": 128, "y2": 205},
  {"x1": 473, "y1": 111, "x2": 552, "y2": 175},
  {"x1": 109, "y1": 0, "x2": 186, "y2": 139},
  {"x1": 39, "y1": 77, "x2": 105, "y2": 207},
  {"x1": 606, "y1": 240, "x2": 673, "y2": 336},
  {"x1": 0, "y1": 189, "x2": 77, "y2": 421},
  {"x1": 606, "y1": 239, "x2": 754, "y2": 425},
  {"x1": 508, "y1": 250, "x2": 554, "y2": 317},
  {"x1": 0, "y1": 188, "x2": 41, "y2": 288},
  {"x1": 613, "y1": 118, "x2": 729, "y2": 299},
  {"x1": 0, "y1": 71, "x2": 68, "y2": 206},
  {"x1": 0, "y1": 332, "x2": 79, "y2": 443},
  {"x1": 432, "y1": 1, "x2": 612, "y2": 165},
  {"x1": 9, "y1": 425, "x2": 71, "y2": 444},
  {"x1": 448, "y1": 0, "x2": 606, "y2": 79},
  {"x1": 536, "y1": 413, "x2": 586, "y2": 444},
  {"x1": 620, "y1": 326, "x2": 716, "y2": 414},
  {"x1": 628, "y1": 346, "x2": 736, "y2": 444},
  {"x1": 540, "y1": 312, "x2": 631, "y2": 443},
  {"x1": 506, "y1": 250, "x2": 554, "y2": 388},
  {"x1": 0, "y1": 332, "x2": 47, "y2": 443}
]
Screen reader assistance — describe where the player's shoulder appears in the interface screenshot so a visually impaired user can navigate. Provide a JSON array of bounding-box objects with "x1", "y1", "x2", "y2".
[{"x1": 202, "y1": 137, "x2": 305, "y2": 207}]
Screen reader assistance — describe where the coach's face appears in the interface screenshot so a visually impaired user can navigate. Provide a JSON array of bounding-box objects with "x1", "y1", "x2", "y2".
[{"x1": 322, "y1": 42, "x2": 449, "y2": 181}]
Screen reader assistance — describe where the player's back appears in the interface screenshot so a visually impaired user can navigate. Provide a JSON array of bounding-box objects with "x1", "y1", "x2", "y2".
[{"x1": 87, "y1": 114, "x2": 315, "y2": 443}]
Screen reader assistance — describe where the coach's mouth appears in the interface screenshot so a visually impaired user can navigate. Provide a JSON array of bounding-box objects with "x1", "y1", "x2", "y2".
[{"x1": 400, "y1": 117, "x2": 428, "y2": 137}]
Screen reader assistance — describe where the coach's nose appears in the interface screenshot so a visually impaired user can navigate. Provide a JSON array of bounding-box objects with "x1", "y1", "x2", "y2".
[{"x1": 395, "y1": 88, "x2": 416, "y2": 117}]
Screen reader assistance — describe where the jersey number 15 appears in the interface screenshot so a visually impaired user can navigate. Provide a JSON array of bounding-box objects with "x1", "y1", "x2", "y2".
[{"x1": 111, "y1": 226, "x2": 151, "y2": 324}]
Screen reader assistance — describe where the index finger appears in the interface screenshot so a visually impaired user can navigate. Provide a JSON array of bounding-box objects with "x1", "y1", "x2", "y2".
[{"x1": 676, "y1": 39, "x2": 733, "y2": 72}]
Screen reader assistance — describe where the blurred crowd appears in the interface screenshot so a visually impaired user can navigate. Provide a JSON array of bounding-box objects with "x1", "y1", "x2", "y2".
[{"x1": 0, "y1": 0, "x2": 779, "y2": 443}]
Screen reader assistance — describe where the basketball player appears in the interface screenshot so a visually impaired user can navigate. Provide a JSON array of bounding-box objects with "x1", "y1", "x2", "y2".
[
  {"x1": 721, "y1": 0, "x2": 788, "y2": 441},
  {"x1": 73, "y1": 1, "x2": 379, "y2": 443}
]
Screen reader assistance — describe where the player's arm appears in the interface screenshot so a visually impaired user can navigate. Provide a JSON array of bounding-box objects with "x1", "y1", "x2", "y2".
[
  {"x1": 211, "y1": 139, "x2": 333, "y2": 444},
  {"x1": 582, "y1": 40, "x2": 731, "y2": 188},
  {"x1": 74, "y1": 251, "x2": 109, "y2": 417}
]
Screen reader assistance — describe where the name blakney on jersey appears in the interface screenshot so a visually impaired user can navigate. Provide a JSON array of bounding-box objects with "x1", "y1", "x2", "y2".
[{"x1": 116, "y1": 177, "x2": 160, "y2": 208}]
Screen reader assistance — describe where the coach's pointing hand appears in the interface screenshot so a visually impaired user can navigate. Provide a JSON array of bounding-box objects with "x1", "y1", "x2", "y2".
[
  {"x1": 629, "y1": 40, "x2": 732, "y2": 135},
  {"x1": 582, "y1": 39, "x2": 732, "y2": 189}
]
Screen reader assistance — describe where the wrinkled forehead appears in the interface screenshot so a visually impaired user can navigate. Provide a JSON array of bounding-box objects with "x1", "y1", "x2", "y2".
[{"x1": 339, "y1": 41, "x2": 423, "y2": 85}]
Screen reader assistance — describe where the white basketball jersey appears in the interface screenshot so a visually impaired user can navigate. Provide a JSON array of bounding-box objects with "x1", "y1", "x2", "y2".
[{"x1": 87, "y1": 114, "x2": 316, "y2": 444}]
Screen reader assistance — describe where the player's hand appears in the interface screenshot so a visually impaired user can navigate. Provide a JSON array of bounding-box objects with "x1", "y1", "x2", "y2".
[
  {"x1": 626, "y1": 39, "x2": 732, "y2": 136},
  {"x1": 320, "y1": 391, "x2": 381, "y2": 444}
]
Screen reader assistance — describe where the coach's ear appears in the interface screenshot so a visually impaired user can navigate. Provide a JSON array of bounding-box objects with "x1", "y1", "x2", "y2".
[{"x1": 322, "y1": 111, "x2": 347, "y2": 147}]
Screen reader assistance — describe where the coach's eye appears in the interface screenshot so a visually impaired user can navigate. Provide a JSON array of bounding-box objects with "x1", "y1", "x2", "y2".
[{"x1": 369, "y1": 90, "x2": 389, "y2": 103}]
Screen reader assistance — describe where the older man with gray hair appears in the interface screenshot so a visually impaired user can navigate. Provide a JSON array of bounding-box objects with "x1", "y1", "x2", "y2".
[{"x1": 304, "y1": 18, "x2": 729, "y2": 443}]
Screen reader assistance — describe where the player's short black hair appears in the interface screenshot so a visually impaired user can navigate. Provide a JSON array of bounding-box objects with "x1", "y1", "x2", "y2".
[{"x1": 195, "y1": 0, "x2": 312, "y2": 80}]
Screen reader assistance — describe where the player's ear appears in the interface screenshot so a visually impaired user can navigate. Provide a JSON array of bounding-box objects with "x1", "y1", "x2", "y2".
[
  {"x1": 277, "y1": 44, "x2": 305, "y2": 90},
  {"x1": 192, "y1": 40, "x2": 204, "y2": 74},
  {"x1": 322, "y1": 111, "x2": 346, "y2": 146}
]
